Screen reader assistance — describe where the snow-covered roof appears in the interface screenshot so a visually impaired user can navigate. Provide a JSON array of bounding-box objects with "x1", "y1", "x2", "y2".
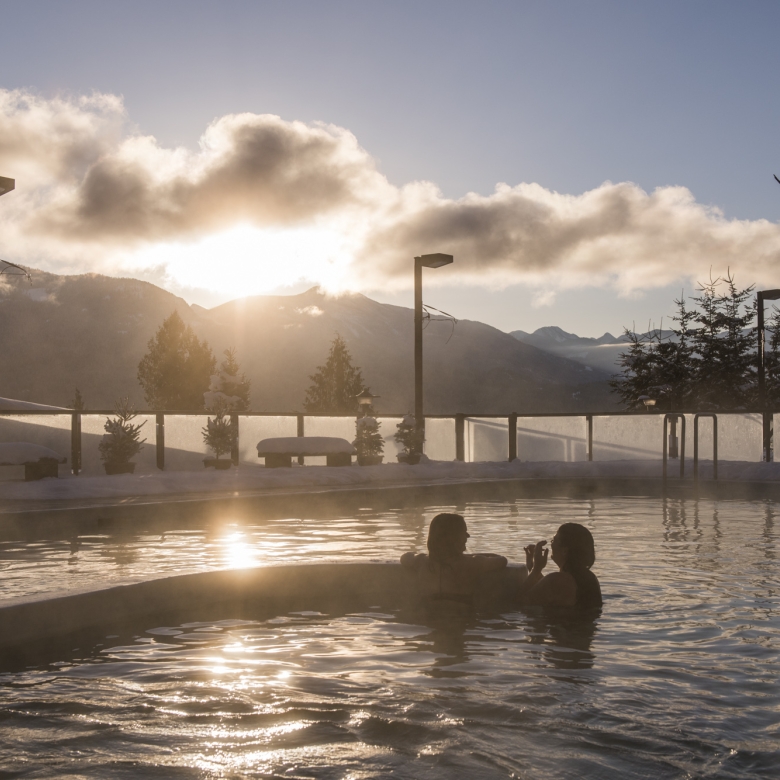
[
  {"x1": 257, "y1": 436, "x2": 356, "y2": 455},
  {"x1": 0, "y1": 442, "x2": 66, "y2": 465},
  {"x1": 0, "y1": 397, "x2": 70, "y2": 411}
]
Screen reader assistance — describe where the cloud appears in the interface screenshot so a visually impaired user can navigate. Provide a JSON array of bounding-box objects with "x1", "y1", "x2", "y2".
[{"x1": 2, "y1": 88, "x2": 780, "y2": 298}]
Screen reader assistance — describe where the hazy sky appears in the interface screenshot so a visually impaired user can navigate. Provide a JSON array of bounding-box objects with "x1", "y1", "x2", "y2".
[{"x1": 1, "y1": 0, "x2": 779, "y2": 336}]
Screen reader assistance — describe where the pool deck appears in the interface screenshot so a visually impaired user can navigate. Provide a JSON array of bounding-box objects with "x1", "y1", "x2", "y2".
[{"x1": 1, "y1": 458, "x2": 779, "y2": 539}]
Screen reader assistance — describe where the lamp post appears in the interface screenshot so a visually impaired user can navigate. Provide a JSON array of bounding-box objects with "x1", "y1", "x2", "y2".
[
  {"x1": 757, "y1": 289, "x2": 780, "y2": 461},
  {"x1": 356, "y1": 387, "x2": 380, "y2": 417},
  {"x1": 414, "y1": 253, "x2": 453, "y2": 450},
  {"x1": 639, "y1": 395, "x2": 656, "y2": 413},
  {"x1": 0, "y1": 177, "x2": 27, "y2": 278}
]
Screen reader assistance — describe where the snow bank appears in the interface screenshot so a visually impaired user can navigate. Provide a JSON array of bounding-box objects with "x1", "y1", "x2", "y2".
[
  {"x1": 0, "y1": 442, "x2": 66, "y2": 465},
  {"x1": 0, "y1": 457, "x2": 778, "y2": 504},
  {"x1": 0, "y1": 397, "x2": 69, "y2": 411}
]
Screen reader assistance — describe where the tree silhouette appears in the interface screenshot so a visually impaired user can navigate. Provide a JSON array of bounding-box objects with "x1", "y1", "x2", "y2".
[
  {"x1": 204, "y1": 347, "x2": 251, "y2": 411},
  {"x1": 304, "y1": 334, "x2": 364, "y2": 414},
  {"x1": 137, "y1": 311, "x2": 216, "y2": 410},
  {"x1": 611, "y1": 273, "x2": 759, "y2": 411}
]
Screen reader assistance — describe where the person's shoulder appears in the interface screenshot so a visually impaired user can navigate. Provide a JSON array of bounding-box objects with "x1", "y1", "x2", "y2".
[
  {"x1": 400, "y1": 552, "x2": 428, "y2": 570},
  {"x1": 530, "y1": 570, "x2": 577, "y2": 606}
]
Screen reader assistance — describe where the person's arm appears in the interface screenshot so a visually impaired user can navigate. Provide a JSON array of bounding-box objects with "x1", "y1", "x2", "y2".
[{"x1": 516, "y1": 540, "x2": 548, "y2": 603}]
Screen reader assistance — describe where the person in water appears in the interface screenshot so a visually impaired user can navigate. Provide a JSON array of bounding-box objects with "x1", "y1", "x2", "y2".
[
  {"x1": 516, "y1": 522, "x2": 602, "y2": 609},
  {"x1": 400, "y1": 513, "x2": 507, "y2": 606}
]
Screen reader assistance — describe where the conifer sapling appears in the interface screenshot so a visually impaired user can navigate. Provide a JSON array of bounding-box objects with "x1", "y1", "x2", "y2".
[
  {"x1": 99, "y1": 398, "x2": 146, "y2": 465},
  {"x1": 354, "y1": 415, "x2": 384, "y2": 460}
]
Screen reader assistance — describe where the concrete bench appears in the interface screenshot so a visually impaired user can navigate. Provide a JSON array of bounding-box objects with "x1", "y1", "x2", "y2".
[
  {"x1": 257, "y1": 436, "x2": 356, "y2": 468},
  {"x1": 0, "y1": 442, "x2": 67, "y2": 481}
]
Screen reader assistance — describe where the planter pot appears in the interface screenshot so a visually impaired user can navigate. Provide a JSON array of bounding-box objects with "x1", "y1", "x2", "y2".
[
  {"x1": 204, "y1": 458, "x2": 233, "y2": 470},
  {"x1": 397, "y1": 452, "x2": 421, "y2": 465},
  {"x1": 104, "y1": 462, "x2": 136, "y2": 475},
  {"x1": 357, "y1": 454, "x2": 384, "y2": 466}
]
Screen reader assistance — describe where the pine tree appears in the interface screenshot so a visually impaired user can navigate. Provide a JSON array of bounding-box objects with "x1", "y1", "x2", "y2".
[
  {"x1": 690, "y1": 273, "x2": 755, "y2": 410},
  {"x1": 70, "y1": 388, "x2": 86, "y2": 411},
  {"x1": 354, "y1": 415, "x2": 384, "y2": 460},
  {"x1": 99, "y1": 398, "x2": 146, "y2": 465},
  {"x1": 611, "y1": 273, "x2": 758, "y2": 411},
  {"x1": 138, "y1": 311, "x2": 216, "y2": 410},
  {"x1": 394, "y1": 414, "x2": 424, "y2": 458},
  {"x1": 609, "y1": 329, "x2": 659, "y2": 410},
  {"x1": 202, "y1": 399, "x2": 238, "y2": 460},
  {"x1": 304, "y1": 334, "x2": 365, "y2": 414},
  {"x1": 204, "y1": 347, "x2": 251, "y2": 411}
]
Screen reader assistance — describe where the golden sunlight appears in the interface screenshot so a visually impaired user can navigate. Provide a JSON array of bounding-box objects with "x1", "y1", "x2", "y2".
[
  {"x1": 222, "y1": 531, "x2": 255, "y2": 569},
  {"x1": 123, "y1": 223, "x2": 357, "y2": 300}
]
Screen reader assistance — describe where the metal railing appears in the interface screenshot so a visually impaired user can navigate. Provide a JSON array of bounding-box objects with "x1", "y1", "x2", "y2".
[
  {"x1": 693, "y1": 413, "x2": 718, "y2": 484},
  {"x1": 0, "y1": 408, "x2": 765, "y2": 476},
  {"x1": 662, "y1": 414, "x2": 687, "y2": 482}
]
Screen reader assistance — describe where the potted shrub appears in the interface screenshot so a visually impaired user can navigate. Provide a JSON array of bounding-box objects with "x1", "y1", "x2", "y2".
[
  {"x1": 354, "y1": 415, "x2": 384, "y2": 466},
  {"x1": 394, "y1": 413, "x2": 424, "y2": 464},
  {"x1": 202, "y1": 399, "x2": 237, "y2": 469},
  {"x1": 99, "y1": 398, "x2": 146, "y2": 475}
]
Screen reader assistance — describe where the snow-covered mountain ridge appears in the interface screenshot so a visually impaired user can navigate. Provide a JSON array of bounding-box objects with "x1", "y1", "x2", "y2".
[
  {"x1": 0, "y1": 269, "x2": 616, "y2": 413},
  {"x1": 511, "y1": 326, "x2": 676, "y2": 374}
]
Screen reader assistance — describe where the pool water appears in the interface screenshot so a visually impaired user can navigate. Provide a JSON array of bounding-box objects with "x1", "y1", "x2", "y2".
[{"x1": 1, "y1": 496, "x2": 778, "y2": 778}]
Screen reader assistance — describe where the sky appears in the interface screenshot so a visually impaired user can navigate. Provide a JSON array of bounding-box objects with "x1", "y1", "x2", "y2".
[{"x1": 1, "y1": 0, "x2": 780, "y2": 336}]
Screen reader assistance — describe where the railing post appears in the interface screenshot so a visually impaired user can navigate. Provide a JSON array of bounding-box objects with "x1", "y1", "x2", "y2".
[
  {"x1": 508, "y1": 413, "x2": 517, "y2": 462},
  {"x1": 455, "y1": 414, "x2": 466, "y2": 462},
  {"x1": 297, "y1": 414, "x2": 305, "y2": 465},
  {"x1": 663, "y1": 413, "x2": 686, "y2": 482},
  {"x1": 587, "y1": 414, "x2": 593, "y2": 461},
  {"x1": 763, "y1": 411, "x2": 772, "y2": 462},
  {"x1": 663, "y1": 415, "x2": 668, "y2": 483},
  {"x1": 70, "y1": 412, "x2": 81, "y2": 476},
  {"x1": 156, "y1": 413, "x2": 165, "y2": 470},
  {"x1": 231, "y1": 413, "x2": 239, "y2": 466}
]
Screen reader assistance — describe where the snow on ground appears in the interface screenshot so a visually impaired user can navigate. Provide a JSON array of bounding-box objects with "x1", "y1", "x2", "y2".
[{"x1": 0, "y1": 458, "x2": 778, "y2": 504}]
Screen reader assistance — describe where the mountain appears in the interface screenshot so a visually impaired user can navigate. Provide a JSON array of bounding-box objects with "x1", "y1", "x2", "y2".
[
  {"x1": 0, "y1": 269, "x2": 617, "y2": 413},
  {"x1": 512, "y1": 325, "x2": 673, "y2": 374}
]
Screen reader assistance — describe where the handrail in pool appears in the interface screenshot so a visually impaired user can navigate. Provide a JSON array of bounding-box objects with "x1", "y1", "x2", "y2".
[
  {"x1": 693, "y1": 414, "x2": 718, "y2": 484},
  {"x1": 663, "y1": 413, "x2": 686, "y2": 482}
]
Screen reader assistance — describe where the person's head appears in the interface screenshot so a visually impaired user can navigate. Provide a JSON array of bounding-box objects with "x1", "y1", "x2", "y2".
[
  {"x1": 427, "y1": 513, "x2": 470, "y2": 563},
  {"x1": 551, "y1": 523, "x2": 595, "y2": 572}
]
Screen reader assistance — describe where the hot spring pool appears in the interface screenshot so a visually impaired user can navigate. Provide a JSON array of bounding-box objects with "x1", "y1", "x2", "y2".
[{"x1": 1, "y1": 495, "x2": 778, "y2": 778}]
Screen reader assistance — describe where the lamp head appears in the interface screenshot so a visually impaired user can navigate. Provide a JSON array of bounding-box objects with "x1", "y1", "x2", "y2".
[
  {"x1": 0, "y1": 177, "x2": 14, "y2": 197},
  {"x1": 758, "y1": 289, "x2": 780, "y2": 302},
  {"x1": 416, "y1": 253, "x2": 454, "y2": 269},
  {"x1": 356, "y1": 387, "x2": 379, "y2": 406}
]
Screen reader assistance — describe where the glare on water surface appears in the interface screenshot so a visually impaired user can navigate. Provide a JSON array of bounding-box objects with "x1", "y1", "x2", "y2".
[{"x1": 0, "y1": 496, "x2": 778, "y2": 779}]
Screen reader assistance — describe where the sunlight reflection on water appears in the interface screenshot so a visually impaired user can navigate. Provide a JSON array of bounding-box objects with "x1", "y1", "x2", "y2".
[{"x1": 0, "y1": 496, "x2": 778, "y2": 778}]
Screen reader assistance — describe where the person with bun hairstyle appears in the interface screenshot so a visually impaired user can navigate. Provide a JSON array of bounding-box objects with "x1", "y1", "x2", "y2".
[
  {"x1": 517, "y1": 522, "x2": 602, "y2": 609},
  {"x1": 401, "y1": 513, "x2": 507, "y2": 608}
]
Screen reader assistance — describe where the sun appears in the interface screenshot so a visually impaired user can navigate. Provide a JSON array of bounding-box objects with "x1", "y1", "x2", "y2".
[{"x1": 122, "y1": 223, "x2": 356, "y2": 301}]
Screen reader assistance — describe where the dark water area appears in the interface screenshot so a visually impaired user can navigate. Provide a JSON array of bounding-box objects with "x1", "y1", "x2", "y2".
[{"x1": 1, "y1": 496, "x2": 778, "y2": 778}]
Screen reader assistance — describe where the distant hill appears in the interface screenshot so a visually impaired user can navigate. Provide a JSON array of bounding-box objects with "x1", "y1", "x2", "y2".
[
  {"x1": 0, "y1": 269, "x2": 617, "y2": 413},
  {"x1": 511, "y1": 325, "x2": 675, "y2": 375}
]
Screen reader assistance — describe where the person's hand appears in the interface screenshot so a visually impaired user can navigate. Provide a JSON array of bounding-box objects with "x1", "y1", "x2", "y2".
[
  {"x1": 531, "y1": 540, "x2": 548, "y2": 573},
  {"x1": 524, "y1": 544, "x2": 535, "y2": 570}
]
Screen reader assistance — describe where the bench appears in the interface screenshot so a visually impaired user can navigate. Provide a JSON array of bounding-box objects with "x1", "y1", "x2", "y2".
[
  {"x1": 257, "y1": 436, "x2": 356, "y2": 468},
  {"x1": 0, "y1": 442, "x2": 67, "y2": 481}
]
